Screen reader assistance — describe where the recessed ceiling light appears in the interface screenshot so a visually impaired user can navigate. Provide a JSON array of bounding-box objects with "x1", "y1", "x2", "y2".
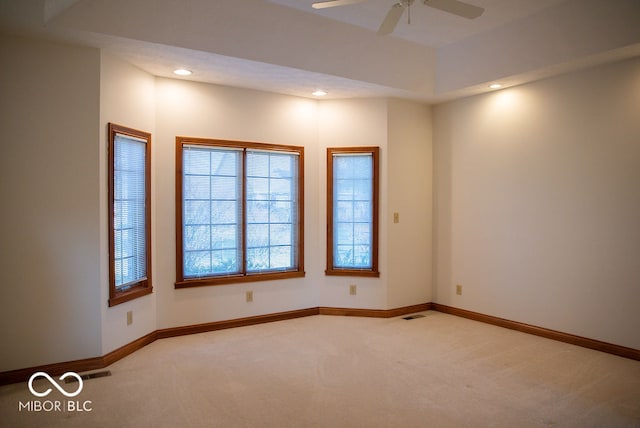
[
  {"x1": 174, "y1": 68, "x2": 192, "y2": 76},
  {"x1": 312, "y1": 90, "x2": 327, "y2": 97},
  {"x1": 489, "y1": 83, "x2": 502, "y2": 89}
]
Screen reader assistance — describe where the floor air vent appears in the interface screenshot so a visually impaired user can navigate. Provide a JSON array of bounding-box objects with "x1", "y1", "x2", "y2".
[
  {"x1": 64, "y1": 370, "x2": 112, "y2": 383},
  {"x1": 403, "y1": 314, "x2": 425, "y2": 320}
]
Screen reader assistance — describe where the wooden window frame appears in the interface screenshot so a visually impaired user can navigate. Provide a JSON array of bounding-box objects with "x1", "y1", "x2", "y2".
[
  {"x1": 326, "y1": 146, "x2": 380, "y2": 277},
  {"x1": 175, "y1": 137, "x2": 305, "y2": 288},
  {"x1": 108, "y1": 123, "x2": 153, "y2": 306}
]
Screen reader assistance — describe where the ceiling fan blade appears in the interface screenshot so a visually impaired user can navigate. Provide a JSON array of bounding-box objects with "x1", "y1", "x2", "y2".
[
  {"x1": 312, "y1": 0, "x2": 368, "y2": 9},
  {"x1": 423, "y1": 0, "x2": 484, "y2": 19},
  {"x1": 377, "y1": 3, "x2": 405, "y2": 35}
]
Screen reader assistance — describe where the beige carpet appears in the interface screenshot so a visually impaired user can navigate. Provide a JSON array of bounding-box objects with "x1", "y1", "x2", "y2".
[{"x1": 1, "y1": 311, "x2": 639, "y2": 427}]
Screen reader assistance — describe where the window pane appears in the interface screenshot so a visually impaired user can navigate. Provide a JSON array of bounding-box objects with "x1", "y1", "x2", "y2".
[
  {"x1": 184, "y1": 149, "x2": 210, "y2": 175},
  {"x1": 211, "y1": 225, "x2": 238, "y2": 250},
  {"x1": 335, "y1": 245, "x2": 354, "y2": 266},
  {"x1": 247, "y1": 177, "x2": 269, "y2": 200},
  {"x1": 184, "y1": 175, "x2": 210, "y2": 200},
  {"x1": 353, "y1": 223, "x2": 371, "y2": 245},
  {"x1": 211, "y1": 151, "x2": 239, "y2": 176},
  {"x1": 270, "y1": 155, "x2": 293, "y2": 178},
  {"x1": 270, "y1": 246, "x2": 292, "y2": 269},
  {"x1": 270, "y1": 224, "x2": 292, "y2": 246},
  {"x1": 335, "y1": 201, "x2": 353, "y2": 222},
  {"x1": 184, "y1": 225, "x2": 210, "y2": 251},
  {"x1": 270, "y1": 178, "x2": 292, "y2": 200},
  {"x1": 246, "y1": 200, "x2": 269, "y2": 223},
  {"x1": 113, "y1": 134, "x2": 147, "y2": 288},
  {"x1": 246, "y1": 151, "x2": 298, "y2": 273},
  {"x1": 246, "y1": 152, "x2": 269, "y2": 176},
  {"x1": 182, "y1": 146, "x2": 242, "y2": 278},
  {"x1": 212, "y1": 176, "x2": 238, "y2": 199},
  {"x1": 353, "y1": 179, "x2": 371, "y2": 200},
  {"x1": 336, "y1": 179, "x2": 354, "y2": 200},
  {"x1": 184, "y1": 251, "x2": 212, "y2": 277},
  {"x1": 354, "y1": 245, "x2": 371, "y2": 267},
  {"x1": 212, "y1": 200, "x2": 238, "y2": 224},
  {"x1": 246, "y1": 247, "x2": 269, "y2": 271},
  {"x1": 120, "y1": 228, "x2": 132, "y2": 258},
  {"x1": 270, "y1": 201, "x2": 292, "y2": 223},
  {"x1": 212, "y1": 249, "x2": 239, "y2": 273},
  {"x1": 246, "y1": 223, "x2": 269, "y2": 248},
  {"x1": 353, "y1": 201, "x2": 372, "y2": 222},
  {"x1": 335, "y1": 155, "x2": 371, "y2": 179},
  {"x1": 336, "y1": 223, "x2": 353, "y2": 245},
  {"x1": 184, "y1": 200, "x2": 210, "y2": 224},
  {"x1": 332, "y1": 153, "x2": 374, "y2": 270}
]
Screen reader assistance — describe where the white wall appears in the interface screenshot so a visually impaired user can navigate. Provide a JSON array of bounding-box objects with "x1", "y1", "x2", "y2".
[
  {"x1": 317, "y1": 99, "x2": 390, "y2": 308},
  {"x1": 433, "y1": 57, "x2": 640, "y2": 349},
  {"x1": 154, "y1": 79, "x2": 321, "y2": 329},
  {"x1": 0, "y1": 35, "x2": 102, "y2": 371},
  {"x1": 387, "y1": 99, "x2": 433, "y2": 308},
  {"x1": 99, "y1": 52, "x2": 157, "y2": 354}
]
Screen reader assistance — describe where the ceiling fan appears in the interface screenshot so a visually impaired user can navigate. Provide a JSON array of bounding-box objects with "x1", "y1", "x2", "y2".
[{"x1": 312, "y1": 0, "x2": 485, "y2": 35}]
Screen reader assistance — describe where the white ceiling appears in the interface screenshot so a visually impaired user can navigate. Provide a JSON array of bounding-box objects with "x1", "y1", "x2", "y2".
[
  {"x1": 1, "y1": 0, "x2": 639, "y2": 103},
  {"x1": 269, "y1": 0, "x2": 565, "y2": 48}
]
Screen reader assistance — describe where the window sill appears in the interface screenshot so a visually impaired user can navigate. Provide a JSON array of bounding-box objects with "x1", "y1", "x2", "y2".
[
  {"x1": 108, "y1": 284, "x2": 153, "y2": 307},
  {"x1": 175, "y1": 270, "x2": 305, "y2": 288},
  {"x1": 325, "y1": 269, "x2": 380, "y2": 278}
]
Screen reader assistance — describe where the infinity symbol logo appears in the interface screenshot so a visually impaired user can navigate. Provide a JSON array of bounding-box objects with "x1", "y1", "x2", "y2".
[{"x1": 28, "y1": 372, "x2": 84, "y2": 398}]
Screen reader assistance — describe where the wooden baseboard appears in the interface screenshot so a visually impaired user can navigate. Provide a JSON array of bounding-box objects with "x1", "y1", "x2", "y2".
[
  {"x1": 3, "y1": 302, "x2": 637, "y2": 385},
  {"x1": 156, "y1": 307, "x2": 320, "y2": 339},
  {"x1": 103, "y1": 331, "x2": 158, "y2": 367},
  {"x1": 0, "y1": 356, "x2": 106, "y2": 387},
  {"x1": 432, "y1": 303, "x2": 640, "y2": 361},
  {"x1": 319, "y1": 303, "x2": 432, "y2": 318}
]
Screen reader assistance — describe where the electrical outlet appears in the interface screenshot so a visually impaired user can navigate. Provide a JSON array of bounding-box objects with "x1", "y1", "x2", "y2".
[
  {"x1": 126, "y1": 311, "x2": 133, "y2": 325},
  {"x1": 456, "y1": 284, "x2": 462, "y2": 296},
  {"x1": 349, "y1": 284, "x2": 357, "y2": 296},
  {"x1": 246, "y1": 290, "x2": 253, "y2": 302}
]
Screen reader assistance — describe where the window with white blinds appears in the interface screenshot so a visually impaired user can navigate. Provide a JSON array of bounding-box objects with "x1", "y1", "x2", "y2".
[
  {"x1": 176, "y1": 138, "x2": 304, "y2": 287},
  {"x1": 246, "y1": 150, "x2": 299, "y2": 273},
  {"x1": 326, "y1": 147, "x2": 379, "y2": 277},
  {"x1": 182, "y1": 146, "x2": 242, "y2": 277},
  {"x1": 108, "y1": 123, "x2": 152, "y2": 306}
]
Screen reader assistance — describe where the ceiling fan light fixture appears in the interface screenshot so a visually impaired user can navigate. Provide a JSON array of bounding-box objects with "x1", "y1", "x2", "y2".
[
  {"x1": 317, "y1": 0, "x2": 485, "y2": 36},
  {"x1": 174, "y1": 68, "x2": 193, "y2": 76}
]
